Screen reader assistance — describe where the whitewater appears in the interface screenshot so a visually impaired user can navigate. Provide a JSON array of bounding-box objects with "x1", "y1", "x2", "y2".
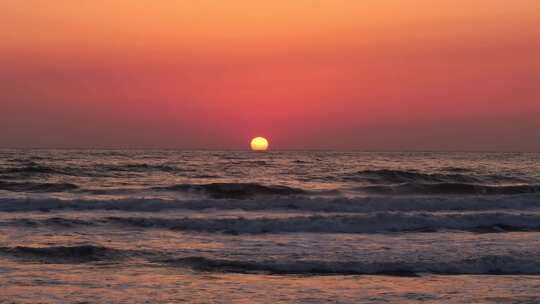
[{"x1": 1, "y1": 149, "x2": 540, "y2": 303}]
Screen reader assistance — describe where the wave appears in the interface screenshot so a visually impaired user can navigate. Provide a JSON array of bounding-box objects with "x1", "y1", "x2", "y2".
[
  {"x1": 342, "y1": 169, "x2": 528, "y2": 185},
  {"x1": 152, "y1": 183, "x2": 307, "y2": 199},
  {"x1": 0, "y1": 163, "x2": 63, "y2": 175},
  {"x1": 163, "y1": 255, "x2": 540, "y2": 276},
  {"x1": 4, "y1": 245, "x2": 540, "y2": 276},
  {"x1": 0, "y1": 180, "x2": 308, "y2": 197},
  {"x1": 164, "y1": 212, "x2": 540, "y2": 234},
  {"x1": 5, "y1": 217, "x2": 94, "y2": 228},
  {"x1": 5, "y1": 212, "x2": 540, "y2": 234},
  {"x1": 79, "y1": 212, "x2": 540, "y2": 234},
  {"x1": 0, "y1": 181, "x2": 78, "y2": 193},
  {"x1": 0, "y1": 245, "x2": 122, "y2": 263},
  {"x1": 359, "y1": 183, "x2": 540, "y2": 195},
  {"x1": 100, "y1": 163, "x2": 180, "y2": 173},
  {"x1": 9, "y1": 178, "x2": 536, "y2": 197},
  {"x1": 1, "y1": 195, "x2": 540, "y2": 213},
  {"x1": 440, "y1": 167, "x2": 474, "y2": 173},
  {"x1": 0, "y1": 162, "x2": 190, "y2": 178}
]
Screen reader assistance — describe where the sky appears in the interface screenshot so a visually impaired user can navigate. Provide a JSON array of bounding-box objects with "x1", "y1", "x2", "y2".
[{"x1": 1, "y1": 1, "x2": 539, "y2": 151}]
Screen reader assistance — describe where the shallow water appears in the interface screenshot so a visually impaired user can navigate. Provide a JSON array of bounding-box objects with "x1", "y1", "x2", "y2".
[{"x1": 1, "y1": 150, "x2": 539, "y2": 303}]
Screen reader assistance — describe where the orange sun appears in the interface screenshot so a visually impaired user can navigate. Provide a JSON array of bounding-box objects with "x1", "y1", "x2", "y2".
[{"x1": 250, "y1": 137, "x2": 269, "y2": 151}]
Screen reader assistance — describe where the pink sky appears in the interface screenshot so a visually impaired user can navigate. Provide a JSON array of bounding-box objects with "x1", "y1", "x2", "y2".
[{"x1": 1, "y1": 1, "x2": 539, "y2": 150}]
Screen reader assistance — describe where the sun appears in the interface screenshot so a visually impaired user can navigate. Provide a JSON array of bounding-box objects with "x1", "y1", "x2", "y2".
[{"x1": 250, "y1": 137, "x2": 269, "y2": 151}]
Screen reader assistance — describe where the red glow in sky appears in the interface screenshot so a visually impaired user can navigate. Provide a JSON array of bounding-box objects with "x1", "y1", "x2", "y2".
[{"x1": 1, "y1": 1, "x2": 539, "y2": 150}]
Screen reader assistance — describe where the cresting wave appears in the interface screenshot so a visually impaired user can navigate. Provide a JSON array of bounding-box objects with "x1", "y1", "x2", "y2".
[
  {"x1": 0, "y1": 245, "x2": 123, "y2": 263},
  {"x1": 4, "y1": 212, "x2": 540, "y2": 234},
  {"x1": 0, "y1": 162, "x2": 185, "y2": 177},
  {"x1": 0, "y1": 181, "x2": 312, "y2": 197},
  {"x1": 1, "y1": 181, "x2": 536, "y2": 197},
  {"x1": 151, "y1": 183, "x2": 307, "y2": 199},
  {"x1": 0, "y1": 181, "x2": 78, "y2": 193},
  {"x1": 163, "y1": 255, "x2": 540, "y2": 276},
  {"x1": 359, "y1": 183, "x2": 540, "y2": 195},
  {"x1": 2, "y1": 180, "x2": 539, "y2": 197},
  {"x1": 103, "y1": 212, "x2": 540, "y2": 234},
  {"x1": 2, "y1": 194, "x2": 540, "y2": 212},
  {"x1": 340, "y1": 169, "x2": 529, "y2": 184},
  {"x1": 1, "y1": 165, "x2": 525, "y2": 184},
  {"x1": 2, "y1": 245, "x2": 540, "y2": 276},
  {"x1": 0, "y1": 163, "x2": 62, "y2": 175}
]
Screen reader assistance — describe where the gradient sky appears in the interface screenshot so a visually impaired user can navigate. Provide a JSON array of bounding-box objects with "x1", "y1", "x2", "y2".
[{"x1": 1, "y1": 1, "x2": 539, "y2": 150}]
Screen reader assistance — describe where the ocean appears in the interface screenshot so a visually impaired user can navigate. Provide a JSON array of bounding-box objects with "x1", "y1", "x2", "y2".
[{"x1": 1, "y1": 149, "x2": 540, "y2": 303}]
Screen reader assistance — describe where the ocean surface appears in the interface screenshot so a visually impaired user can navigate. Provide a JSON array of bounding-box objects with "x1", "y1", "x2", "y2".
[{"x1": 1, "y1": 149, "x2": 540, "y2": 303}]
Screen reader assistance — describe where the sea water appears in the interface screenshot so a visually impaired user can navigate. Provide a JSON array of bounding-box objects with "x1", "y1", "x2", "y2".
[{"x1": 0, "y1": 150, "x2": 539, "y2": 303}]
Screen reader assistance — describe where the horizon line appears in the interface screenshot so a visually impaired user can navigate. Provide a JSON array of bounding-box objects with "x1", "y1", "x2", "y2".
[{"x1": 0, "y1": 147, "x2": 538, "y2": 153}]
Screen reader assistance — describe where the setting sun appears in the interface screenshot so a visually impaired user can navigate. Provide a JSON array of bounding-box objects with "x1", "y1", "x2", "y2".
[{"x1": 250, "y1": 137, "x2": 269, "y2": 151}]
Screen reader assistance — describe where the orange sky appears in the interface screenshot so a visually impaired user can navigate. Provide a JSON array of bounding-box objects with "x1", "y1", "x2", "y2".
[{"x1": 1, "y1": 1, "x2": 539, "y2": 150}]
